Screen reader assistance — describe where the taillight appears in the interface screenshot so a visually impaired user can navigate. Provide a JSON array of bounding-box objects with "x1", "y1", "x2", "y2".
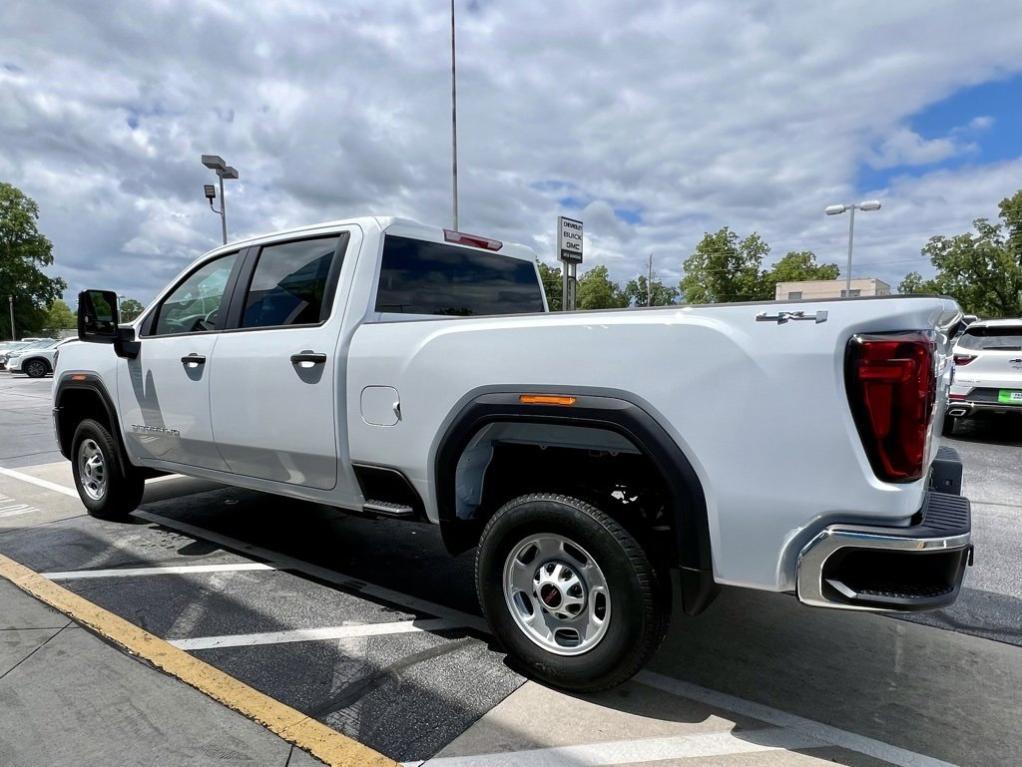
[
  {"x1": 443, "y1": 229, "x2": 503, "y2": 251},
  {"x1": 846, "y1": 331, "x2": 936, "y2": 482},
  {"x1": 953, "y1": 354, "x2": 976, "y2": 366}
]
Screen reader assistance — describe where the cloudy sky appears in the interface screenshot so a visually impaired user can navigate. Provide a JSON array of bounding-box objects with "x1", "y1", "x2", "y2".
[{"x1": 4, "y1": 0, "x2": 1022, "y2": 305}]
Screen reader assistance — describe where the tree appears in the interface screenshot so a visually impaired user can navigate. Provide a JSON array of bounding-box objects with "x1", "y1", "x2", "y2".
[
  {"x1": 623, "y1": 274, "x2": 679, "y2": 306},
  {"x1": 120, "y1": 298, "x2": 145, "y2": 322},
  {"x1": 576, "y1": 265, "x2": 627, "y2": 310},
  {"x1": 0, "y1": 182, "x2": 67, "y2": 340},
  {"x1": 680, "y1": 227, "x2": 771, "y2": 303},
  {"x1": 763, "y1": 250, "x2": 840, "y2": 286},
  {"x1": 536, "y1": 260, "x2": 562, "y2": 311},
  {"x1": 42, "y1": 299, "x2": 75, "y2": 335},
  {"x1": 896, "y1": 190, "x2": 1022, "y2": 317}
]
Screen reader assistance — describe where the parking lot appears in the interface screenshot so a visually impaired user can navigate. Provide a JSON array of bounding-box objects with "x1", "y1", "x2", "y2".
[{"x1": 1, "y1": 372, "x2": 1021, "y2": 766}]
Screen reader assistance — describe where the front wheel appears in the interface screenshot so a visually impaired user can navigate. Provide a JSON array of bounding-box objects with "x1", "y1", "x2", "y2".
[
  {"x1": 71, "y1": 418, "x2": 145, "y2": 520},
  {"x1": 24, "y1": 359, "x2": 49, "y2": 378},
  {"x1": 476, "y1": 493, "x2": 670, "y2": 692}
]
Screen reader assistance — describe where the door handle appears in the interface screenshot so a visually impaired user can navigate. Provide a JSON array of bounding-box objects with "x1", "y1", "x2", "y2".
[
  {"x1": 181, "y1": 354, "x2": 206, "y2": 366},
  {"x1": 291, "y1": 352, "x2": 327, "y2": 365}
]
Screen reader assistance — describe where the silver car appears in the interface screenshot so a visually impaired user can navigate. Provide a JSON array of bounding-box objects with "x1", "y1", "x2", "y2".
[{"x1": 945, "y1": 319, "x2": 1022, "y2": 433}]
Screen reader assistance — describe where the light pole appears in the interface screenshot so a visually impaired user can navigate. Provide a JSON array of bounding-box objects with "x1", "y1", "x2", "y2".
[
  {"x1": 450, "y1": 0, "x2": 459, "y2": 230},
  {"x1": 201, "y1": 155, "x2": 239, "y2": 244},
  {"x1": 825, "y1": 200, "x2": 881, "y2": 296},
  {"x1": 7, "y1": 296, "x2": 14, "y2": 340}
]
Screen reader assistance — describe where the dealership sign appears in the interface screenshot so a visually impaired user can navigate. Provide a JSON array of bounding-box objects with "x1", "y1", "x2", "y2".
[{"x1": 558, "y1": 216, "x2": 583, "y2": 263}]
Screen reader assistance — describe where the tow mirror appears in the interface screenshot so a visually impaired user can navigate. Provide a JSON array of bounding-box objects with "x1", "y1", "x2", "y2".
[
  {"x1": 78, "y1": 290, "x2": 140, "y2": 359},
  {"x1": 78, "y1": 290, "x2": 119, "y2": 343}
]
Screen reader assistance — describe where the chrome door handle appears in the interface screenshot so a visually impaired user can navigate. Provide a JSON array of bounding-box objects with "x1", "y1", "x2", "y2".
[
  {"x1": 291, "y1": 352, "x2": 327, "y2": 365},
  {"x1": 180, "y1": 354, "x2": 206, "y2": 366}
]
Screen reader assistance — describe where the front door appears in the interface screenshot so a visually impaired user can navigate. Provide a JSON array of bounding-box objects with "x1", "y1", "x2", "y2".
[
  {"x1": 209, "y1": 233, "x2": 349, "y2": 490},
  {"x1": 118, "y1": 251, "x2": 240, "y2": 470}
]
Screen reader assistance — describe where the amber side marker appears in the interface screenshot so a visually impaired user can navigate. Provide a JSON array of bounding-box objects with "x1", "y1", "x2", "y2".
[
  {"x1": 0, "y1": 552, "x2": 396, "y2": 767},
  {"x1": 71, "y1": 374, "x2": 87, "y2": 381},
  {"x1": 519, "y1": 394, "x2": 576, "y2": 406}
]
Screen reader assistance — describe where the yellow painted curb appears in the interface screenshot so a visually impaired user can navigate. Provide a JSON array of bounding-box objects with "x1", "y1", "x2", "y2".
[{"x1": 0, "y1": 552, "x2": 397, "y2": 767}]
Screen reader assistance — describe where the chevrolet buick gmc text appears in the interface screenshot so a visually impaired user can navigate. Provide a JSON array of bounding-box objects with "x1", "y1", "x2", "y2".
[{"x1": 53, "y1": 217, "x2": 972, "y2": 690}]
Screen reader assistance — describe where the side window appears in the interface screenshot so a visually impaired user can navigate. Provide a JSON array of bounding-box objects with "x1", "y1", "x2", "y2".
[
  {"x1": 153, "y1": 252, "x2": 238, "y2": 336},
  {"x1": 241, "y1": 235, "x2": 344, "y2": 328},
  {"x1": 375, "y1": 236, "x2": 545, "y2": 316}
]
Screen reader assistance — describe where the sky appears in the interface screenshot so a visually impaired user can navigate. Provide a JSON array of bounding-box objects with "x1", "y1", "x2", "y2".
[{"x1": 3, "y1": 0, "x2": 1022, "y2": 305}]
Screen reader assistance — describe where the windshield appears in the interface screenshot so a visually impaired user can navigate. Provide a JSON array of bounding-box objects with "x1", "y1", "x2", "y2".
[{"x1": 958, "y1": 326, "x2": 1022, "y2": 351}]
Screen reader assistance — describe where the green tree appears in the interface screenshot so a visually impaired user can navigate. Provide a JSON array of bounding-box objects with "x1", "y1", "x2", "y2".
[
  {"x1": 764, "y1": 250, "x2": 840, "y2": 286},
  {"x1": 680, "y1": 227, "x2": 771, "y2": 303},
  {"x1": 536, "y1": 260, "x2": 562, "y2": 311},
  {"x1": 120, "y1": 298, "x2": 145, "y2": 322},
  {"x1": 623, "y1": 274, "x2": 679, "y2": 306},
  {"x1": 0, "y1": 182, "x2": 67, "y2": 339},
  {"x1": 897, "y1": 190, "x2": 1022, "y2": 317},
  {"x1": 577, "y1": 265, "x2": 627, "y2": 310},
  {"x1": 42, "y1": 299, "x2": 75, "y2": 335}
]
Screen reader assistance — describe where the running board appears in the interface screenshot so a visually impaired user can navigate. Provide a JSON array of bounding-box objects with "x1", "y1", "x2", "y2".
[{"x1": 363, "y1": 499, "x2": 415, "y2": 518}]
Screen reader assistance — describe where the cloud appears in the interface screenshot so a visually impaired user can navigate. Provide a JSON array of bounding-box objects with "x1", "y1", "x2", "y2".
[{"x1": 1, "y1": 0, "x2": 1022, "y2": 304}]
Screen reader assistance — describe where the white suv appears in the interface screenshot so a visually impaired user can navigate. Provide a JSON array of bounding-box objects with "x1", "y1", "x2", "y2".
[
  {"x1": 946, "y1": 319, "x2": 1022, "y2": 433},
  {"x1": 7, "y1": 338, "x2": 67, "y2": 378}
]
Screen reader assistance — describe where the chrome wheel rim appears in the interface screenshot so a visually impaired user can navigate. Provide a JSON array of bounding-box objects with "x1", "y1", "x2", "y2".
[
  {"x1": 503, "y1": 533, "x2": 611, "y2": 656},
  {"x1": 78, "y1": 439, "x2": 107, "y2": 501}
]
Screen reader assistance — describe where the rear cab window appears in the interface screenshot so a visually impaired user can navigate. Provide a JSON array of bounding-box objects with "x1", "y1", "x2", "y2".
[
  {"x1": 958, "y1": 326, "x2": 1022, "y2": 351},
  {"x1": 375, "y1": 236, "x2": 544, "y2": 317}
]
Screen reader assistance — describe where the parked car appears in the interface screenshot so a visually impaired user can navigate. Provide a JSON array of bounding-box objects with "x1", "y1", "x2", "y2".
[
  {"x1": 6, "y1": 338, "x2": 65, "y2": 378},
  {"x1": 0, "y1": 341, "x2": 32, "y2": 370},
  {"x1": 945, "y1": 318, "x2": 1022, "y2": 433},
  {"x1": 54, "y1": 216, "x2": 972, "y2": 691}
]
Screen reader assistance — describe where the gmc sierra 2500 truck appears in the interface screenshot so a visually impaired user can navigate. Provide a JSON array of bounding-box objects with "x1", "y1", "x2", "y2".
[{"x1": 55, "y1": 216, "x2": 972, "y2": 690}]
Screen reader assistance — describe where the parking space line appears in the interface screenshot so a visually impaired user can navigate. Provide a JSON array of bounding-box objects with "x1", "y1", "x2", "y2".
[
  {"x1": 413, "y1": 727, "x2": 824, "y2": 767},
  {"x1": 0, "y1": 466, "x2": 77, "y2": 498},
  {"x1": 0, "y1": 551, "x2": 397, "y2": 767},
  {"x1": 171, "y1": 618, "x2": 458, "y2": 651},
  {"x1": 636, "y1": 671, "x2": 956, "y2": 767},
  {"x1": 134, "y1": 510, "x2": 489, "y2": 632},
  {"x1": 0, "y1": 504, "x2": 35, "y2": 518},
  {"x1": 43, "y1": 562, "x2": 276, "y2": 580}
]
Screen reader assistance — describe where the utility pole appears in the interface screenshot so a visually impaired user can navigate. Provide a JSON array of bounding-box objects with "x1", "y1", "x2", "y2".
[
  {"x1": 647, "y1": 253, "x2": 654, "y2": 307},
  {"x1": 7, "y1": 296, "x2": 14, "y2": 340},
  {"x1": 450, "y1": 0, "x2": 459, "y2": 230}
]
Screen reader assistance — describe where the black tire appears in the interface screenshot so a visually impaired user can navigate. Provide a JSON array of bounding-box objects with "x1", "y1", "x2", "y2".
[
  {"x1": 71, "y1": 418, "x2": 144, "y2": 520},
  {"x1": 476, "y1": 493, "x2": 670, "y2": 692},
  {"x1": 24, "y1": 359, "x2": 49, "y2": 378}
]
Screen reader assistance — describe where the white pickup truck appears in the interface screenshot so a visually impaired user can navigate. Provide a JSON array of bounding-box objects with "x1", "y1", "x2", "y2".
[{"x1": 55, "y1": 216, "x2": 972, "y2": 690}]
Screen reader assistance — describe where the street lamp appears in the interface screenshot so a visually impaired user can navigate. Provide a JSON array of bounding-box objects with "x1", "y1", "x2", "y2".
[
  {"x1": 825, "y1": 199, "x2": 881, "y2": 296},
  {"x1": 201, "y1": 154, "x2": 239, "y2": 245}
]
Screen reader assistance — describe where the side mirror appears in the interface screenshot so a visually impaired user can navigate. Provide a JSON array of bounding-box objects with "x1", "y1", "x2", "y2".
[{"x1": 78, "y1": 290, "x2": 119, "y2": 343}]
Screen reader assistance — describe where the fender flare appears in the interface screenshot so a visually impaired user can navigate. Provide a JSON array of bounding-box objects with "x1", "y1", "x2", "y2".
[
  {"x1": 53, "y1": 373, "x2": 131, "y2": 473},
  {"x1": 432, "y1": 388, "x2": 717, "y2": 614}
]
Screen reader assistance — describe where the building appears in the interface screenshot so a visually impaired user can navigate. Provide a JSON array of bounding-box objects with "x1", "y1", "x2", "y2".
[{"x1": 775, "y1": 278, "x2": 891, "y2": 301}]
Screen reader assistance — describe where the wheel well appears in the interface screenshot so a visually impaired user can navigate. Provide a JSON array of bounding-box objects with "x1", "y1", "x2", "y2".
[
  {"x1": 56, "y1": 386, "x2": 117, "y2": 459},
  {"x1": 22, "y1": 356, "x2": 52, "y2": 371}
]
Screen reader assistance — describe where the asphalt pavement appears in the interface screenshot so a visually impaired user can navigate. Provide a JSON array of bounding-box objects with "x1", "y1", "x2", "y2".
[{"x1": 1, "y1": 371, "x2": 1021, "y2": 766}]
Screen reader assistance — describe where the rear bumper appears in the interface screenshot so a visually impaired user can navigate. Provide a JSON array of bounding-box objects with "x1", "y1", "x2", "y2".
[{"x1": 796, "y1": 490, "x2": 971, "y2": 612}]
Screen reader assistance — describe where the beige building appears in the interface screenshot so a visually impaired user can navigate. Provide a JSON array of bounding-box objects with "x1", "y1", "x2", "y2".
[{"x1": 775, "y1": 278, "x2": 891, "y2": 301}]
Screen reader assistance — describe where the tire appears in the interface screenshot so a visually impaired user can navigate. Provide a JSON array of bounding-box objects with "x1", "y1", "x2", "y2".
[
  {"x1": 71, "y1": 418, "x2": 145, "y2": 520},
  {"x1": 476, "y1": 493, "x2": 670, "y2": 692},
  {"x1": 24, "y1": 359, "x2": 49, "y2": 378}
]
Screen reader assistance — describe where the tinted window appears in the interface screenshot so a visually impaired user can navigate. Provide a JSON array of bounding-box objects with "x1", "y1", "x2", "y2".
[
  {"x1": 958, "y1": 326, "x2": 1022, "y2": 351},
  {"x1": 375, "y1": 236, "x2": 544, "y2": 316},
  {"x1": 154, "y1": 253, "x2": 238, "y2": 336},
  {"x1": 242, "y1": 236, "x2": 343, "y2": 328}
]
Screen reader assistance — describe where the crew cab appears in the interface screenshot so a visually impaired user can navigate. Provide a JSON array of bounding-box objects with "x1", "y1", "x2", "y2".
[{"x1": 54, "y1": 216, "x2": 972, "y2": 690}]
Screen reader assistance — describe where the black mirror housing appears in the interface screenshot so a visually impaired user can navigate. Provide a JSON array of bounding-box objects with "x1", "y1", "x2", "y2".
[{"x1": 78, "y1": 289, "x2": 140, "y2": 359}]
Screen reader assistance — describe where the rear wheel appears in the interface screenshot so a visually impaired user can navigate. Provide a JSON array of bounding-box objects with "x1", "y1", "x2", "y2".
[
  {"x1": 24, "y1": 359, "x2": 49, "y2": 378},
  {"x1": 71, "y1": 418, "x2": 144, "y2": 520},
  {"x1": 476, "y1": 493, "x2": 670, "y2": 692}
]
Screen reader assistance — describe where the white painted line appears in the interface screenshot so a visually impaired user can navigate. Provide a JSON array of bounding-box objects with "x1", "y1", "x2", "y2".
[
  {"x1": 412, "y1": 727, "x2": 822, "y2": 767},
  {"x1": 637, "y1": 671, "x2": 957, "y2": 767},
  {"x1": 171, "y1": 618, "x2": 457, "y2": 651},
  {"x1": 134, "y1": 510, "x2": 489, "y2": 632},
  {"x1": 0, "y1": 504, "x2": 34, "y2": 518},
  {"x1": 0, "y1": 466, "x2": 78, "y2": 498},
  {"x1": 43, "y1": 562, "x2": 275, "y2": 580}
]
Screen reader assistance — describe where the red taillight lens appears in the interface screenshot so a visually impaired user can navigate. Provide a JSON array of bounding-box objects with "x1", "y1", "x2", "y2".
[
  {"x1": 443, "y1": 229, "x2": 503, "y2": 251},
  {"x1": 846, "y1": 331, "x2": 936, "y2": 482},
  {"x1": 953, "y1": 354, "x2": 976, "y2": 366}
]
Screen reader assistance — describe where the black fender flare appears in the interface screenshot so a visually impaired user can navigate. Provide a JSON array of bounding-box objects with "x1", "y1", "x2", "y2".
[
  {"x1": 432, "y1": 388, "x2": 717, "y2": 615},
  {"x1": 53, "y1": 373, "x2": 132, "y2": 474}
]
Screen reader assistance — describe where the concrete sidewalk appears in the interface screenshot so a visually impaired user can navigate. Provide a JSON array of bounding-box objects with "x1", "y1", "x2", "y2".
[{"x1": 0, "y1": 579, "x2": 326, "y2": 767}]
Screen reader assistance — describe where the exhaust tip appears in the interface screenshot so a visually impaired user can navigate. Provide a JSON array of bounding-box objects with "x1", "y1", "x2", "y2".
[{"x1": 947, "y1": 408, "x2": 967, "y2": 417}]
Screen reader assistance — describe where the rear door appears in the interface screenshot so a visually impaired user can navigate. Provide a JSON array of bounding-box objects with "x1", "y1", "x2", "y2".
[
  {"x1": 208, "y1": 231, "x2": 352, "y2": 490},
  {"x1": 118, "y1": 250, "x2": 242, "y2": 469}
]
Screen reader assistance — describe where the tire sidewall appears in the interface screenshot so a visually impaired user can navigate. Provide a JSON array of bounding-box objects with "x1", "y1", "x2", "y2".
[
  {"x1": 25, "y1": 360, "x2": 48, "y2": 378},
  {"x1": 71, "y1": 418, "x2": 142, "y2": 518},
  {"x1": 478, "y1": 496, "x2": 658, "y2": 687}
]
